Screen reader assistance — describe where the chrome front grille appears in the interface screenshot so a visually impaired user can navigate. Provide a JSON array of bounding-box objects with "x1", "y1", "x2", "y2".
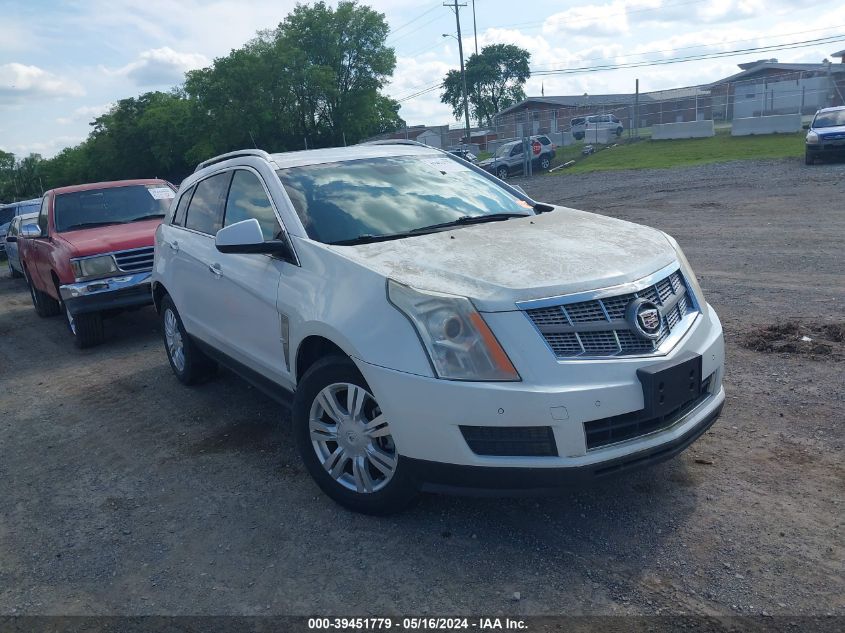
[
  {"x1": 114, "y1": 247, "x2": 155, "y2": 273},
  {"x1": 523, "y1": 268, "x2": 698, "y2": 359}
]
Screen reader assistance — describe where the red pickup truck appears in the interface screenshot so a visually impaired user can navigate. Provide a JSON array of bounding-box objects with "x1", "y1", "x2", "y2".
[{"x1": 18, "y1": 179, "x2": 176, "y2": 347}]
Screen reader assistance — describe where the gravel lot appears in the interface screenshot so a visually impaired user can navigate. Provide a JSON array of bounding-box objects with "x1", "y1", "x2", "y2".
[{"x1": 0, "y1": 157, "x2": 842, "y2": 618}]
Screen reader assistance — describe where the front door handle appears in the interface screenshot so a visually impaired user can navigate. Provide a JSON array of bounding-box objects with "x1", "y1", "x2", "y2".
[
  {"x1": 209, "y1": 263, "x2": 222, "y2": 277},
  {"x1": 168, "y1": 240, "x2": 179, "y2": 252}
]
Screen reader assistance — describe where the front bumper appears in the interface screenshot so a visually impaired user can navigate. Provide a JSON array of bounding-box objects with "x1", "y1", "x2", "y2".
[
  {"x1": 59, "y1": 271, "x2": 153, "y2": 316},
  {"x1": 356, "y1": 303, "x2": 725, "y2": 489},
  {"x1": 806, "y1": 141, "x2": 845, "y2": 156}
]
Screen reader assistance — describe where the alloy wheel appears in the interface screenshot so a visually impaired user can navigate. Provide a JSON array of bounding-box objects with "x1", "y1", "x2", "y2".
[
  {"x1": 309, "y1": 382, "x2": 396, "y2": 494},
  {"x1": 163, "y1": 307, "x2": 186, "y2": 373}
]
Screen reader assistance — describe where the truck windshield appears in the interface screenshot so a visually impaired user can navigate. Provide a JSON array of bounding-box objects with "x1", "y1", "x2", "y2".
[
  {"x1": 814, "y1": 110, "x2": 845, "y2": 128},
  {"x1": 54, "y1": 184, "x2": 175, "y2": 232},
  {"x1": 277, "y1": 154, "x2": 530, "y2": 245}
]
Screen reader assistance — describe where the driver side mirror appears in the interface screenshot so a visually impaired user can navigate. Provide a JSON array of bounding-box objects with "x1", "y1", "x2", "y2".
[
  {"x1": 215, "y1": 218, "x2": 293, "y2": 259},
  {"x1": 802, "y1": 123, "x2": 810, "y2": 130},
  {"x1": 19, "y1": 223, "x2": 42, "y2": 239}
]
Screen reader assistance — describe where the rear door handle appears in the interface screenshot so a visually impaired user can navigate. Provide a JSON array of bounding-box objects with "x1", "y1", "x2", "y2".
[{"x1": 209, "y1": 263, "x2": 222, "y2": 277}]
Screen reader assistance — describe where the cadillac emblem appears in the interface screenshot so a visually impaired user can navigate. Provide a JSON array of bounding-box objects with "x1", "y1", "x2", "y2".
[{"x1": 626, "y1": 298, "x2": 663, "y2": 340}]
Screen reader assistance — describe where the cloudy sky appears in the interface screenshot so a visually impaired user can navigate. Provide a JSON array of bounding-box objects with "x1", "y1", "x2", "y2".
[{"x1": 1, "y1": 0, "x2": 843, "y2": 158}]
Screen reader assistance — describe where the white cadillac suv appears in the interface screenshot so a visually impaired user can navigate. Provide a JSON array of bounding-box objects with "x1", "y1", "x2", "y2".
[{"x1": 151, "y1": 143, "x2": 725, "y2": 514}]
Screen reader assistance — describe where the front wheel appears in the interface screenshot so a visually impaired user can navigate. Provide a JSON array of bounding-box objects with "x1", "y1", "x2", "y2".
[
  {"x1": 616, "y1": 127, "x2": 623, "y2": 137},
  {"x1": 24, "y1": 268, "x2": 61, "y2": 317},
  {"x1": 65, "y1": 306, "x2": 104, "y2": 348},
  {"x1": 805, "y1": 150, "x2": 816, "y2": 166},
  {"x1": 293, "y1": 356, "x2": 418, "y2": 515},
  {"x1": 496, "y1": 166, "x2": 509, "y2": 180},
  {"x1": 8, "y1": 258, "x2": 23, "y2": 279}
]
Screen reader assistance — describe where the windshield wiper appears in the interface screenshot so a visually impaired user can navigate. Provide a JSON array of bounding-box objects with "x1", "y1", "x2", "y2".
[
  {"x1": 60, "y1": 221, "x2": 124, "y2": 231},
  {"x1": 408, "y1": 212, "x2": 529, "y2": 234},
  {"x1": 130, "y1": 214, "x2": 165, "y2": 222},
  {"x1": 328, "y1": 213, "x2": 529, "y2": 246}
]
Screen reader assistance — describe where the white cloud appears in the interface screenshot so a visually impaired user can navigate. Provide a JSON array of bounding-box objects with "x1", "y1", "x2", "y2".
[
  {"x1": 388, "y1": 51, "x2": 454, "y2": 125},
  {"x1": 0, "y1": 63, "x2": 85, "y2": 105},
  {"x1": 7, "y1": 135, "x2": 86, "y2": 159},
  {"x1": 56, "y1": 103, "x2": 114, "y2": 125},
  {"x1": 106, "y1": 47, "x2": 209, "y2": 87}
]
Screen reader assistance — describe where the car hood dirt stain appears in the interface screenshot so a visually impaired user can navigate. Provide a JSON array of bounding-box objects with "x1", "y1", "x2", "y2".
[{"x1": 329, "y1": 206, "x2": 677, "y2": 311}]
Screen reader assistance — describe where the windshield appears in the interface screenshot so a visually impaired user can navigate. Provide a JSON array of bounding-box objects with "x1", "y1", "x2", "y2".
[
  {"x1": 54, "y1": 184, "x2": 175, "y2": 232},
  {"x1": 277, "y1": 155, "x2": 530, "y2": 244},
  {"x1": 813, "y1": 110, "x2": 845, "y2": 128}
]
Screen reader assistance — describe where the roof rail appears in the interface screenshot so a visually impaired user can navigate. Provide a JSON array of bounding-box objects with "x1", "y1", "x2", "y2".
[
  {"x1": 195, "y1": 149, "x2": 274, "y2": 173},
  {"x1": 360, "y1": 139, "x2": 429, "y2": 147}
]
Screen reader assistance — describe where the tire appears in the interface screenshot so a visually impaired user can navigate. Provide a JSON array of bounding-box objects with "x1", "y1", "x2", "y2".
[
  {"x1": 8, "y1": 258, "x2": 23, "y2": 279},
  {"x1": 616, "y1": 127, "x2": 623, "y2": 137},
  {"x1": 160, "y1": 294, "x2": 217, "y2": 385},
  {"x1": 24, "y1": 267, "x2": 61, "y2": 317},
  {"x1": 293, "y1": 355, "x2": 418, "y2": 515},
  {"x1": 539, "y1": 155, "x2": 551, "y2": 170},
  {"x1": 805, "y1": 150, "x2": 816, "y2": 166},
  {"x1": 65, "y1": 306, "x2": 104, "y2": 348},
  {"x1": 496, "y1": 166, "x2": 509, "y2": 180},
  {"x1": 574, "y1": 132, "x2": 584, "y2": 140}
]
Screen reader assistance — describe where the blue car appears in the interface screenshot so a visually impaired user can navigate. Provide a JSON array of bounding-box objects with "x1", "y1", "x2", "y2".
[{"x1": 805, "y1": 106, "x2": 845, "y2": 165}]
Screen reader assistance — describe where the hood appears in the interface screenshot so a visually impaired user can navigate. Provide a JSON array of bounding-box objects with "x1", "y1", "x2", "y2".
[
  {"x1": 329, "y1": 207, "x2": 677, "y2": 312},
  {"x1": 58, "y1": 219, "x2": 160, "y2": 258},
  {"x1": 816, "y1": 124, "x2": 845, "y2": 138}
]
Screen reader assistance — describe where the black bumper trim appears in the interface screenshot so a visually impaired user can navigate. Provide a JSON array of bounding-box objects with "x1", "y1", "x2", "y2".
[
  {"x1": 64, "y1": 284, "x2": 153, "y2": 316},
  {"x1": 403, "y1": 400, "x2": 723, "y2": 496}
]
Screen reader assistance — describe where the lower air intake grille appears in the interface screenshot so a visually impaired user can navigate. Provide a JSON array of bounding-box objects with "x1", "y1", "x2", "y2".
[
  {"x1": 584, "y1": 375, "x2": 714, "y2": 450},
  {"x1": 460, "y1": 425, "x2": 558, "y2": 457}
]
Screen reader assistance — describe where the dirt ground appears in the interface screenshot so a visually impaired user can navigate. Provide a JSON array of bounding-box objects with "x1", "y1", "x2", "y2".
[{"x1": 0, "y1": 157, "x2": 842, "y2": 618}]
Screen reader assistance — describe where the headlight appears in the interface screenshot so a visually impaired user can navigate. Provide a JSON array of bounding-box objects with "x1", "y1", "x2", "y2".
[
  {"x1": 806, "y1": 131, "x2": 819, "y2": 144},
  {"x1": 70, "y1": 255, "x2": 118, "y2": 281},
  {"x1": 387, "y1": 280, "x2": 520, "y2": 381},
  {"x1": 662, "y1": 233, "x2": 708, "y2": 317}
]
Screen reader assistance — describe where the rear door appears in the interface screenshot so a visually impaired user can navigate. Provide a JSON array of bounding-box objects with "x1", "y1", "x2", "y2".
[{"x1": 170, "y1": 171, "x2": 231, "y2": 345}]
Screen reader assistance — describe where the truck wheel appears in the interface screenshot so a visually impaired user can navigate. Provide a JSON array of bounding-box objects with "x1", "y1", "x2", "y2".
[
  {"x1": 496, "y1": 166, "x2": 509, "y2": 180},
  {"x1": 160, "y1": 294, "x2": 217, "y2": 385},
  {"x1": 25, "y1": 268, "x2": 61, "y2": 317},
  {"x1": 65, "y1": 307, "x2": 104, "y2": 348},
  {"x1": 293, "y1": 356, "x2": 418, "y2": 515}
]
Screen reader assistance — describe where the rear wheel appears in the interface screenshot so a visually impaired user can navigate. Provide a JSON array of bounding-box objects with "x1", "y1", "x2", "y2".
[
  {"x1": 539, "y1": 155, "x2": 551, "y2": 170},
  {"x1": 161, "y1": 295, "x2": 217, "y2": 385},
  {"x1": 496, "y1": 166, "x2": 509, "y2": 180},
  {"x1": 293, "y1": 356, "x2": 418, "y2": 515},
  {"x1": 25, "y1": 268, "x2": 61, "y2": 317},
  {"x1": 8, "y1": 258, "x2": 23, "y2": 279}
]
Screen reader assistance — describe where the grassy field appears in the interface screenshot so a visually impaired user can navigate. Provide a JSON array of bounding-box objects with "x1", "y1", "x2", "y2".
[{"x1": 549, "y1": 130, "x2": 805, "y2": 175}]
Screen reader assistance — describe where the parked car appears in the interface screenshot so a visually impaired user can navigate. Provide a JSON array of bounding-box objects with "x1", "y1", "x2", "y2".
[
  {"x1": 478, "y1": 135, "x2": 556, "y2": 179},
  {"x1": 5, "y1": 211, "x2": 39, "y2": 278},
  {"x1": 571, "y1": 114, "x2": 624, "y2": 140},
  {"x1": 152, "y1": 145, "x2": 725, "y2": 515},
  {"x1": 805, "y1": 106, "x2": 845, "y2": 165},
  {"x1": 18, "y1": 179, "x2": 176, "y2": 347},
  {"x1": 0, "y1": 198, "x2": 41, "y2": 255},
  {"x1": 447, "y1": 148, "x2": 478, "y2": 162}
]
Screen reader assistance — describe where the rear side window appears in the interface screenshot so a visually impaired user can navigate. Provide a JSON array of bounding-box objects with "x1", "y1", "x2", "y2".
[
  {"x1": 185, "y1": 172, "x2": 231, "y2": 235},
  {"x1": 172, "y1": 185, "x2": 195, "y2": 226},
  {"x1": 537, "y1": 136, "x2": 551, "y2": 145},
  {"x1": 223, "y1": 170, "x2": 281, "y2": 241}
]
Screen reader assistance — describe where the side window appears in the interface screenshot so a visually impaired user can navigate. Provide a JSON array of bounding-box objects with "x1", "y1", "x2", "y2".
[
  {"x1": 38, "y1": 196, "x2": 49, "y2": 234},
  {"x1": 223, "y1": 170, "x2": 281, "y2": 241},
  {"x1": 185, "y1": 172, "x2": 231, "y2": 235},
  {"x1": 172, "y1": 185, "x2": 195, "y2": 227},
  {"x1": 538, "y1": 136, "x2": 551, "y2": 145},
  {"x1": 510, "y1": 144, "x2": 523, "y2": 157}
]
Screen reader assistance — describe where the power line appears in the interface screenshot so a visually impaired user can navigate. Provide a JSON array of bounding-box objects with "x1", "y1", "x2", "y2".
[{"x1": 387, "y1": 2, "x2": 442, "y2": 39}]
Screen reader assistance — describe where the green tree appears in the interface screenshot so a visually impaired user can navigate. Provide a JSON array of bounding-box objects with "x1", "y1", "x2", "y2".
[{"x1": 441, "y1": 44, "x2": 530, "y2": 127}]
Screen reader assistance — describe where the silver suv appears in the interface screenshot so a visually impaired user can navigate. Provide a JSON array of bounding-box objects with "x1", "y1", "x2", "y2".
[{"x1": 478, "y1": 135, "x2": 557, "y2": 179}]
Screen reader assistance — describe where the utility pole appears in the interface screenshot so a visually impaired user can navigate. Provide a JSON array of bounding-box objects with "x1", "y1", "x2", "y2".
[
  {"x1": 471, "y1": 0, "x2": 478, "y2": 55},
  {"x1": 445, "y1": 1, "x2": 472, "y2": 147}
]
